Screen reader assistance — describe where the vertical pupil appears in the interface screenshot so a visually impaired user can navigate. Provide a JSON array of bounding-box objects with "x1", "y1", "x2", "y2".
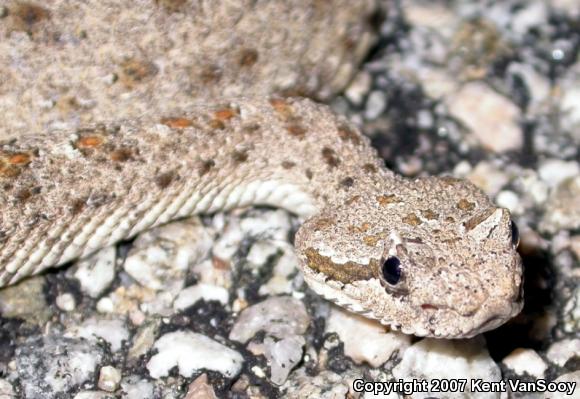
[
  {"x1": 382, "y1": 256, "x2": 401, "y2": 285},
  {"x1": 510, "y1": 220, "x2": 520, "y2": 247}
]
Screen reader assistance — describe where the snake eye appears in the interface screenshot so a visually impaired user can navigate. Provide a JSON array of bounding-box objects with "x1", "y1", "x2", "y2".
[
  {"x1": 510, "y1": 220, "x2": 520, "y2": 247},
  {"x1": 382, "y1": 256, "x2": 401, "y2": 285}
]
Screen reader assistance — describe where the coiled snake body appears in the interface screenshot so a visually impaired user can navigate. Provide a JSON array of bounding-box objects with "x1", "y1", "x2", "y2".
[{"x1": 0, "y1": 97, "x2": 523, "y2": 338}]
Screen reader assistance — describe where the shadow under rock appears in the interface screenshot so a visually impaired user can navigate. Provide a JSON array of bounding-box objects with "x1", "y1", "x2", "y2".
[{"x1": 484, "y1": 247, "x2": 556, "y2": 361}]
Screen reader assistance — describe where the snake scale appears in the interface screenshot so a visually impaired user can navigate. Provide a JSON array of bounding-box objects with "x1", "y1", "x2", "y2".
[{"x1": 0, "y1": 1, "x2": 523, "y2": 338}]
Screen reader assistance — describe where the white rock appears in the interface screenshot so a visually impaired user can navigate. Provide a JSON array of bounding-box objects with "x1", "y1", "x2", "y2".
[
  {"x1": 538, "y1": 160, "x2": 580, "y2": 188},
  {"x1": 120, "y1": 377, "x2": 155, "y2": 399},
  {"x1": 550, "y1": 0, "x2": 580, "y2": 17},
  {"x1": 73, "y1": 246, "x2": 116, "y2": 298},
  {"x1": 547, "y1": 339, "x2": 580, "y2": 367},
  {"x1": 510, "y1": 1, "x2": 547, "y2": 35},
  {"x1": 345, "y1": 71, "x2": 372, "y2": 106},
  {"x1": 259, "y1": 242, "x2": 300, "y2": 296},
  {"x1": 56, "y1": 293, "x2": 76, "y2": 312},
  {"x1": 365, "y1": 90, "x2": 387, "y2": 120},
  {"x1": 502, "y1": 348, "x2": 547, "y2": 379},
  {"x1": 229, "y1": 296, "x2": 309, "y2": 343},
  {"x1": 73, "y1": 391, "x2": 112, "y2": 399},
  {"x1": 230, "y1": 296, "x2": 310, "y2": 385},
  {"x1": 96, "y1": 297, "x2": 115, "y2": 314},
  {"x1": 124, "y1": 219, "x2": 213, "y2": 291},
  {"x1": 519, "y1": 170, "x2": 549, "y2": 205},
  {"x1": 191, "y1": 258, "x2": 232, "y2": 289},
  {"x1": 541, "y1": 371, "x2": 580, "y2": 399},
  {"x1": 326, "y1": 306, "x2": 411, "y2": 368},
  {"x1": 403, "y1": 1, "x2": 457, "y2": 33},
  {"x1": 239, "y1": 209, "x2": 292, "y2": 242},
  {"x1": 98, "y1": 366, "x2": 122, "y2": 392},
  {"x1": 465, "y1": 161, "x2": 510, "y2": 197},
  {"x1": 562, "y1": 285, "x2": 580, "y2": 334},
  {"x1": 559, "y1": 64, "x2": 580, "y2": 131},
  {"x1": 0, "y1": 379, "x2": 15, "y2": 398},
  {"x1": 173, "y1": 283, "x2": 229, "y2": 311},
  {"x1": 540, "y1": 176, "x2": 580, "y2": 233},
  {"x1": 446, "y1": 82, "x2": 523, "y2": 152},
  {"x1": 496, "y1": 190, "x2": 523, "y2": 215},
  {"x1": 392, "y1": 337, "x2": 500, "y2": 399},
  {"x1": 66, "y1": 318, "x2": 129, "y2": 352},
  {"x1": 147, "y1": 331, "x2": 243, "y2": 379}
]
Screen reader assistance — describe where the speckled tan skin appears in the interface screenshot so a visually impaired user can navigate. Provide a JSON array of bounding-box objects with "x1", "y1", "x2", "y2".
[
  {"x1": 0, "y1": 0, "x2": 379, "y2": 140},
  {"x1": 0, "y1": 98, "x2": 523, "y2": 338}
]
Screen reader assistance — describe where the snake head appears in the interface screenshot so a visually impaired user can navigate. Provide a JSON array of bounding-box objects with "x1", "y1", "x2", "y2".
[{"x1": 295, "y1": 176, "x2": 523, "y2": 338}]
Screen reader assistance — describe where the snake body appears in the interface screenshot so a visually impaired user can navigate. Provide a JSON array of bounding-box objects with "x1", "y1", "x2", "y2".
[{"x1": 0, "y1": 97, "x2": 523, "y2": 337}]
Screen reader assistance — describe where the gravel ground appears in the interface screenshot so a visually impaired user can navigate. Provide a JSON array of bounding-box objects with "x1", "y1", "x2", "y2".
[{"x1": 1, "y1": 1, "x2": 579, "y2": 398}]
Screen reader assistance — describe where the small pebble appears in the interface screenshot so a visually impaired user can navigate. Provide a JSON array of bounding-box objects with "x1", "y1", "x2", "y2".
[
  {"x1": 546, "y1": 339, "x2": 580, "y2": 367},
  {"x1": 98, "y1": 366, "x2": 122, "y2": 392},
  {"x1": 326, "y1": 306, "x2": 410, "y2": 368},
  {"x1": 73, "y1": 246, "x2": 116, "y2": 298},
  {"x1": 502, "y1": 348, "x2": 547, "y2": 379},
  {"x1": 496, "y1": 190, "x2": 523, "y2": 215},
  {"x1": 65, "y1": 318, "x2": 129, "y2": 352},
  {"x1": 446, "y1": 82, "x2": 523, "y2": 152},
  {"x1": 392, "y1": 337, "x2": 500, "y2": 399},
  {"x1": 173, "y1": 283, "x2": 229, "y2": 311},
  {"x1": 184, "y1": 374, "x2": 217, "y2": 399},
  {"x1": 147, "y1": 331, "x2": 243, "y2": 379},
  {"x1": 365, "y1": 90, "x2": 387, "y2": 120},
  {"x1": 56, "y1": 293, "x2": 76, "y2": 312},
  {"x1": 120, "y1": 377, "x2": 155, "y2": 399},
  {"x1": 538, "y1": 160, "x2": 580, "y2": 188}
]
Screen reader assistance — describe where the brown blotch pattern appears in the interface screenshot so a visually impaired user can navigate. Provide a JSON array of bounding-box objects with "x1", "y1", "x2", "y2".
[
  {"x1": 213, "y1": 107, "x2": 239, "y2": 122},
  {"x1": 440, "y1": 176, "x2": 463, "y2": 186},
  {"x1": 421, "y1": 209, "x2": 439, "y2": 220},
  {"x1": 305, "y1": 169, "x2": 313, "y2": 180},
  {"x1": 281, "y1": 161, "x2": 295, "y2": 169},
  {"x1": 340, "y1": 177, "x2": 354, "y2": 188},
  {"x1": 344, "y1": 195, "x2": 361, "y2": 206},
  {"x1": 110, "y1": 148, "x2": 133, "y2": 162},
  {"x1": 161, "y1": 117, "x2": 194, "y2": 129},
  {"x1": 269, "y1": 98, "x2": 294, "y2": 120},
  {"x1": 0, "y1": 151, "x2": 33, "y2": 178},
  {"x1": 312, "y1": 217, "x2": 334, "y2": 231},
  {"x1": 286, "y1": 123, "x2": 306, "y2": 139},
  {"x1": 337, "y1": 123, "x2": 361, "y2": 145},
  {"x1": 231, "y1": 150, "x2": 248, "y2": 164},
  {"x1": 119, "y1": 58, "x2": 159, "y2": 87},
  {"x1": 75, "y1": 135, "x2": 105, "y2": 149},
  {"x1": 363, "y1": 235, "x2": 380, "y2": 247},
  {"x1": 376, "y1": 194, "x2": 400, "y2": 206},
  {"x1": 363, "y1": 163, "x2": 378, "y2": 174},
  {"x1": 155, "y1": 0, "x2": 187, "y2": 12},
  {"x1": 402, "y1": 213, "x2": 422, "y2": 226},
  {"x1": 321, "y1": 147, "x2": 340, "y2": 168},
  {"x1": 457, "y1": 198, "x2": 476, "y2": 211},
  {"x1": 209, "y1": 119, "x2": 226, "y2": 130},
  {"x1": 304, "y1": 248, "x2": 375, "y2": 284},
  {"x1": 198, "y1": 159, "x2": 215, "y2": 177},
  {"x1": 155, "y1": 171, "x2": 176, "y2": 189},
  {"x1": 70, "y1": 198, "x2": 86, "y2": 215},
  {"x1": 199, "y1": 64, "x2": 222, "y2": 84},
  {"x1": 10, "y1": 2, "x2": 50, "y2": 34},
  {"x1": 238, "y1": 48, "x2": 259, "y2": 67},
  {"x1": 348, "y1": 221, "x2": 371, "y2": 233}
]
